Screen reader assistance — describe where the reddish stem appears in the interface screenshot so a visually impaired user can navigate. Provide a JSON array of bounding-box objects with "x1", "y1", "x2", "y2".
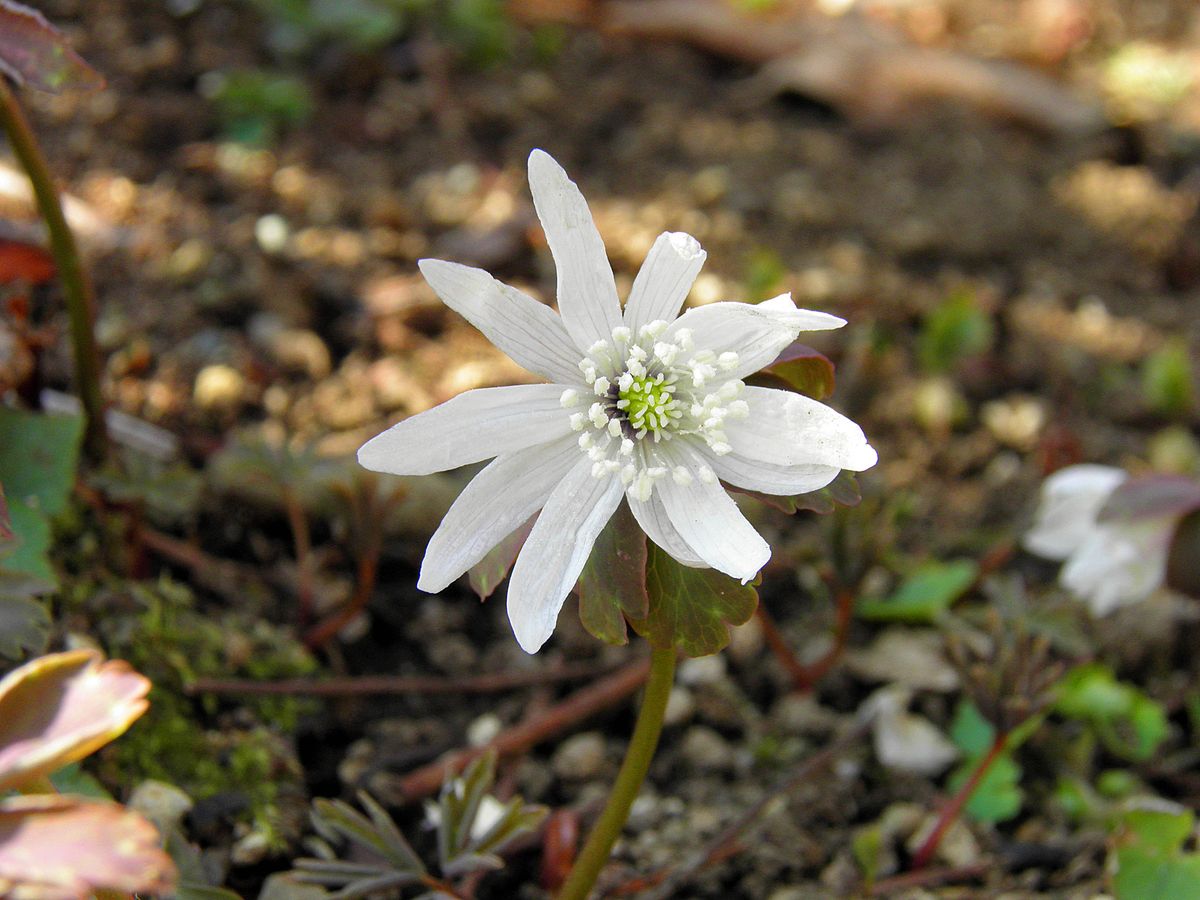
[
  {"x1": 302, "y1": 537, "x2": 380, "y2": 649},
  {"x1": 757, "y1": 584, "x2": 856, "y2": 692},
  {"x1": 910, "y1": 732, "x2": 1008, "y2": 870},
  {"x1": 282, "y1": 486, "x2": 314, "y2": 626}
]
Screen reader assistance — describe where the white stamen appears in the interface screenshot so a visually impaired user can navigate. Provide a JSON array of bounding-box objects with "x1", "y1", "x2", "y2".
[
  {"x1": 611, "y1": 326, "x2": 631, "y2": 343},
  {"x1": 718, "y1": 351, "x2": 739, "y2": 371},
  {"x1": 620, "y1": 438, "x2": 634, "y2": 456},
  {"x1": 674, "y1": 328, "x2": 693, "y2": 350},
  {"x1": 570, "y1": 413, "x2": 585, "y2": 431},
  {"x1": 697, "y1": 465, "x2": 717, "y2": 485},
  {"x1": 578, "y1": 433, "x2": 593, "y2": 450},
  {"x1": 672, "y1": 466, "x2": 693, "y2": 486},
  {"x1": 593, "y1": 377, "x2": 611, "y2": 395},
  {"x1": 560, "y1": 389, "x2": 579, "y2": 407},
  {"x1": 618, "y1": 372, "x2": 634, "y2": 391},
  {"x1": 608, "y1": 419, "x2": 623, "y2": 438}
]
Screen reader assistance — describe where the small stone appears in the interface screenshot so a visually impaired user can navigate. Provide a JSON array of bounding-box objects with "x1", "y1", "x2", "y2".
[
  {"x1": 864, "y1": 686, "x2": 959, "y2": 776},
  {"x1": 552, "y1": 732, "x2": 607, "y2": 781},
  {"x1": 193, "y1": 364, "x2": 245, "y2": 410},
  {"x1": 126, "y1": 780, "x2": 193, "y2": 834},
  {"x1": 845, "y1": 628, "x2": 959, "y2": 692},
  {"x1": 772, "y1": 694, "x2": 843, "y2": 737},
  {"x1": 255, "y1": 214, "x2": 290, "y2": 254},
  {"x1": 907, "y1": 815, "x2": 982, "y2": 868},
  {"x1": 681, "y1": 726, "x2": 733, "y2": 772},
  {"x1": 467, "y1": 713, "x2": 502, "y2": 747},
  {"x1": 231, "y1": 830, "x2": 271, "y2": 866},
  {"x1": 678, "y1": 655, "x2": 727, "y2": 687},
  {"x1": 727, "y1": 615, "x2": 765, "y2": 664},
  {"x1": 663, "y1": 686, "x2": 695, "y2": 726}
]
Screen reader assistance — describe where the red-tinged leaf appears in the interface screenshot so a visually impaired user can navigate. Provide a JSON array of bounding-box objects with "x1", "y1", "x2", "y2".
[
  {"x1": 468, "y1": 516, "x2": 535, "y2": 601},
  {"x1": 628, "y1": 544, "x2": 759, "y2": 658},
  {"x1": 733, "y1": 470, "x2": 862, "y2": 515},
  {"x1": 539, "y1": 808, "x2": 579, "y2": 892},
  {"x1": 577, "y1": 502, "x2": 648, "y2": 646},
  {"x1": 0, "y1": 483, "x2": 12, "y2": 544},
  {"x1": 0, "y1": 0, "x2": 104, "y2": 93},
  {"x1": 746, "y1": 341, "x2": 835, "y2": 400},
  {"x1": 1098, "y1": 475, "x2": 1200, "y2": 524},
  {"x1": 0, "y1": 796, "x2": 176, "y2": 898},
  {"x1": 0, "y1": 649, "x2": 150, "y2": 792},
  {"x1": 0, "y1": 238, "x2": 54, "y2": 285}
]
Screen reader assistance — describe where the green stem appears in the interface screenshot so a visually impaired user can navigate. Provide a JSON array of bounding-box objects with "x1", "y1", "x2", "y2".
[
  {"x1": 557, "y1": 647, "x2": 677, "y2": 900},
  {"x1": 0, "y1": 78, "x2": 107, "y2": 461}
]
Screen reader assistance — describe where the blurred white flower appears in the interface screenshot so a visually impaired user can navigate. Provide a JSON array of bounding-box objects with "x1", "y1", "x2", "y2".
[
  {"x1": 1024, "y1": 464, "x2": 1176, "y2": 615},
  {"x1": 359, "y1": 149, "x2": 877, "y2": 653}
]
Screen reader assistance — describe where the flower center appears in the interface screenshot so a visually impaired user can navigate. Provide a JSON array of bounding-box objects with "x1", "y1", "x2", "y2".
[
  {"x1": 561, "y1": 320, "x2": 750, "y2": 499},
  {"x1": 618, "y1": 374, "x2": 677, "y2": 436}
]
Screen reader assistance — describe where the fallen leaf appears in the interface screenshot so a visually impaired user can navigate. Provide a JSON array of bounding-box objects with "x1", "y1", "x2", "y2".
[
  {"x1": 0, "y1": 795, "x2": 175, "y2": 898},
  {"x1": 0, "y1": 649, "x2": 150, "y2": 792}
]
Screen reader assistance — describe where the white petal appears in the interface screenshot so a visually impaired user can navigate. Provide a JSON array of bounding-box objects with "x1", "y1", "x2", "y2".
[
  {"x1": 623, "y1": 231, "x2": 706, "y2": 332},
  {"x1": 665, "y1": 294, "x2": 845, "y2": 380},
  {"x1": 728, "y1": 386, "x2": 878, "y2": 472},
  {"x1": 418, "y1": 436, "x2": 580, "y2": 592},
  {"x1": 358, "y1": 385, "x2": 571, "y2": 476},
  {"x1": 506, "y1": 460, "x2": 624, "y2": 653},
  {"x1": 626, "y1": 493, "x2": 707, "y2": 568},
  {"x1": 527, "y1": 150, "x2": 622, "y2": 351},
  {"x1": 1060, "y1": 520, "x2": 1171, "y2": 615},
  {"x1": 1023, "y1": 464, "x2": 1127, "y2": 561},
  {"x1": 654, "y1": 443, "x2": 770, "y2": 582},
  {"x1": 706, "y1": 444, "x2": 842, "y2": 496},
  {"x1": 418, "y1": 259, "x2": 583, "y2": 385}
]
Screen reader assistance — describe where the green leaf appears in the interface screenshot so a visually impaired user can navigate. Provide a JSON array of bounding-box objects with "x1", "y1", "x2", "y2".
[
  {"x1": 1112, "y1": 804, "x2": 1200, "y2": 900},
  {"x1": 0, "y1": 0, "x2": 105, "y2": 93},
  {"x1": 468, "y1": 518, "x2": 532, "y2": 602},
  {"x1": 1055, "y1": 664, "x2": 1168, "y2": 761},
  {"x1": 746, "y1": 342, "x2": 835, "y2": 401},
  {"x1": 1141, "y1": 339, "x2": 1194, "y2": 418},
  {"x1": 577, "y1": 502, "x2": 648, "y2": 646},
  {"x1": 0, "y1": 498, "x2": 56, "y2": 587},
  {"x1": 917, "y1": 288, "x2": 994, "y2": 374},
  {"x1": 49, "y1": 761, "x2": 112, "y2": 799},
  {"x1": 627, "y1": 543, "x2": 758, "y2": 657},
  {"x1": 0, "y1": 595, "x2": 50, "y2": 660},
  {"x1": 0, "y1": 408, "x2": 84, "y2": 516},
  {"x1": 946, "y1": 701, "x2": 1025, "y2": 823},
  {"x1": 858, "y1": 559, "x2": 978, "y2": 624}
]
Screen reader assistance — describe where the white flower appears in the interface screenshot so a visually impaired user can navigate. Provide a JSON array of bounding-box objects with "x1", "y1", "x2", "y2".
[
  {"x1": 359, "y1": 150, "x2": 878, "y2": 653},
  {"x1": 1024, "y1": 464, "x2": 1174, "y2": 615}
]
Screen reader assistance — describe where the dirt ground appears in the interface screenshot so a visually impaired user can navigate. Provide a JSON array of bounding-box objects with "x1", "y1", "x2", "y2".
[{"x1": 10, "y1": 0, "x2": 1200, "y2": 896}]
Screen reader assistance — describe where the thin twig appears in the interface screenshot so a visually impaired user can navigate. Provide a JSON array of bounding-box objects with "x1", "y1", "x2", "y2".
[
  {"x1": 389, "y1": 656, "x2": 652, "y2": 803},
  {"x1": 0, "y1": 78, "x2": 107, "y2": 460},
  {"x1": 186, "y1": 661, "x2": 621, "y2": 697},
  {"x1": 869, "y1": 859, "x2": 992, "y2": 895},
  {"x1": 282, "y1": 485, "x2": 315, "y2": 627}
]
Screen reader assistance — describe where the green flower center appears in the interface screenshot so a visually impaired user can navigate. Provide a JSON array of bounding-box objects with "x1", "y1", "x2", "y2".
[{"x1": 619, "y1": 375, "x2": 678, "y2": 435}]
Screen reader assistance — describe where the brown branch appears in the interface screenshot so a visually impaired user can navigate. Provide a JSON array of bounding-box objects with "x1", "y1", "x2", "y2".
[
  {"x1": 186, "y1": 660, "x2": 620, "y2": 697},
  {"x1": 869, "y1": 859, "x2": 992, "y2": 895},
  {"x1": 386, "y1": 655, "x2": 651, "y2": 803}
]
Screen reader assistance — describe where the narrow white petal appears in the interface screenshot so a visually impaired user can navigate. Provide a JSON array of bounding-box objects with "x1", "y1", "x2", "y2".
[
  {"x1": 506, "y1": 460, "x2": 624, "y2": 653},
  {"x1": 626, "y1": 493, "x2": 707, "y2": 568},
  {"x1": 1024, "y1": 464, "x2": 1127, "y2": 561},
  {"x1": 1060, "y1": 521, "x2": 1170, "y2": 614},
  {"x1": 654, "y1": 443, "x2": 770, "y2": 582},
  {"x1": 706, "y1": 444, "x2": 842, "y2": 496},
  {"x1": 527, "y1": 149, "x2": 623, "y2": 351},
  {"x1": 418, "y1": 259, "x2": 583, "y2": 385},
  {"x1": 358, "y1": 385, "x2": 571, "y2": 476},
  {"x1": 665, "y1": 294, "x2": 844, "y2": 380},
  {"x1": 624, "y1": 231, "x2": 706, "y2": 332},
  {"x1": 418, "y1": 436, "x2": 580, "y2": 592},
  {"x1": 728, "y1": 386, "x2": 878, "y2": 472}
]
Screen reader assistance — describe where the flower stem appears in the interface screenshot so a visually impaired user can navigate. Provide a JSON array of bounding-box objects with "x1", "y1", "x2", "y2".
[
  {"x1": 911, "y1": 731, "x2": 1008, "y2": 870},
  {"x1": 557, "y1": 647, "x2": 677, "y2": 900},
  {"x1": 0, "y1": 78, "x2": 107, "y2": 461}
]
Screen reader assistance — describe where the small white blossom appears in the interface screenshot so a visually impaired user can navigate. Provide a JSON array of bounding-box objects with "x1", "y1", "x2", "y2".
[
  {"x1": 1024, "y1": 464, "x2": 1175, "y2": 615},
  {"x1": 359, "y1": 150, "x2": 877, "y2": 653}
]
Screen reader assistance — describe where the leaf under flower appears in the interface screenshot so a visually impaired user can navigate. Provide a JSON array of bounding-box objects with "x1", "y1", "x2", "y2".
[{"x1": 0, "y1": 0, "x2": 105, "y2": 93}]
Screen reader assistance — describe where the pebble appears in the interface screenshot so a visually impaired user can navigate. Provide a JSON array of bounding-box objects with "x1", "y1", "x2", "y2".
[
  {"x1": 467, "y1": 713, "x2": 502, "y2": 747},
  {"x1": 552, "y1": 732, "x2": 607, "y2": 781},
  {"x1": 193, "y1": 363, "x2": 245, "y2": 410},
  {"x1": 231, "y1": 830, "x2": 271, "y2": 866},
  {"x1": 126, "y1": 780, "x2": 194, "y2": 834},
  {"x1": 727, "y1": 615, "x2": 765, "y2": 664},
  {"x1": 681, "y1": 726, "x2": 733, "y2": 772},
  {"x1": 663, "y1": 685, "x2": 696, "y2": 726},
  {"x1": 678, "y1": 655, "x2": 727, "y2": 687}
]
